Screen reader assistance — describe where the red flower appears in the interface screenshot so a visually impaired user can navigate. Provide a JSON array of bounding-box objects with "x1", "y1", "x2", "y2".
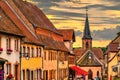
[
  {"x1": 7, "y1": 73, "x2": 14, "y2": 79},
  {"x1": 0, "y1": 48, "x2": 3, "y2": 51},
  {"x1": 7, "y1": 48, "x2": 13, "y2": 52}
]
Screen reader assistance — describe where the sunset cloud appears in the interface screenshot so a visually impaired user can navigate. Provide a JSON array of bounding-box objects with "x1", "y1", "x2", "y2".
[{"x1": 28, "y1": 0, "x2": 120, "y2": 47}]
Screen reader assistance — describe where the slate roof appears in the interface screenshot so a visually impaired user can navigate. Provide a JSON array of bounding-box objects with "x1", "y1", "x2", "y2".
[
  {"x1": 58, "y1": 29, "x2": 75, "y2": 42},
  {"x1": 77, "y1": 50, "x2": 103, "y2": 66},
  {"x1": 82, "y1": 12, "x2": 92, "y2": 40}
]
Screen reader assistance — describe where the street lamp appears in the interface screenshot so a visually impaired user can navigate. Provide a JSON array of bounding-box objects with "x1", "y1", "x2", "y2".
[
  {"x1": 62, "y1": 60, "x2": 64, "y2": 65},
  {"x1": 25, "y1": 53, "x2": 29, "y2": 60}
]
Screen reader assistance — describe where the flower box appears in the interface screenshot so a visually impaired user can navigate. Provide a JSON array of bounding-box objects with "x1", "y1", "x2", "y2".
[
  {"x1": 6, "y1": 73, "x2": 14, "y2": 80},
  {"x1": 6, "y1": 78, "x2": 14, "y2": 80},
  {"x1": 0, "y1": 48, "x2": 3, "y2": 54},
  {"x1": 7, "y1": 49, "x2": 13, "y2": 54},
  {"x1": 0, "y1": 48, "x2": 3, "y2": 51}
]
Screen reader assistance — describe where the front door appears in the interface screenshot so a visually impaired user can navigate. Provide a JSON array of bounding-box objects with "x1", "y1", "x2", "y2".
[{"x1": 15, "y1": 64, "x2": 19, "y2": 80}]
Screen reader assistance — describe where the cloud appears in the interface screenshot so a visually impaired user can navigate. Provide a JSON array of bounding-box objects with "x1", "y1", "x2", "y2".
[
  {"x1": 29, "y1": 0, "x2": 120, "y2": 39},
  {"x1": 92, "y1": 26, "x2": 120, "y2": 40},
  {"x1": 28, "y1": 0, "x2": 120, "y2": 25},
  {"x1": 75, "y1": 30, "x2": 82, "y2": 36},
  {"x1": 75, "y1": 26, "x2": 120, "y2": 40}
]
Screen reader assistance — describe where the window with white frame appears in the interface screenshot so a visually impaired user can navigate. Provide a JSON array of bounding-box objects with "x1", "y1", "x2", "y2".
[
  {"x1": 27, "y1": 47, "x2": 30, "y2": 57},
  {"x1": 36, "y1": 47, "x2": 38, "y2": 57},
  {"x1": 39, "y1": 48, "x2": 41, "y2": 57},
  {"x1": 0, "y1": 36, "x2": 1, "y2": 48},
  {"x1": 31, "y1": 47, "x2": 34, "y2": 57},
  {"x1": 6, "y1": 37, "x2": 11, "y2": 49},
  {"x1": 23, "y1": 46, "x2": 26, "y2": 57},
  {"x1": 6, "y1": 63, "x2": 11, "y2": 74},
  {"x1": 15, "y1": 39, "x2": 19, "y2": 51}
]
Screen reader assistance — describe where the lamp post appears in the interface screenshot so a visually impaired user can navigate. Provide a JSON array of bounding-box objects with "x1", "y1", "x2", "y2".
[{"x1": 25, "y1": 53, "x2": 29, "y2": 60}]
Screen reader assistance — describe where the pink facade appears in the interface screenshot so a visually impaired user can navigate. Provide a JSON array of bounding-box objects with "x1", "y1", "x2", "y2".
[{"x1": 80, "y1": 67, "x2": 102, "y2": 79}]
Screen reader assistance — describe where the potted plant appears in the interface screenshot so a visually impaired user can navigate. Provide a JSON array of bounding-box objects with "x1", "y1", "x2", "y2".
[
  {"x1": 7, "y1": 48, "x2": 13, "y2": 54},
  {"x1": 0, "y1": 48, "x2": 3, "y2": 53},
  {"x1": 6, "y1": 73, "x2": 14, "y2": 80}
]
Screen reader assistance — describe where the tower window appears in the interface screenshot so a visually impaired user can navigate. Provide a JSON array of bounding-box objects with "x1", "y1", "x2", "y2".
[{"x1": 86, "y1": 42, "x2": 89, "y2": 49}]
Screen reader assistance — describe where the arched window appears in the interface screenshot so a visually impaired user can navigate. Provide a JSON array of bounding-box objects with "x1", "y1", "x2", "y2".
[
  {"x1": 88, "y1": 69, "x2": 93, "y2": 79},
  {"x1": 86, "y1": 42, "x2": 89, "y2": 49}
]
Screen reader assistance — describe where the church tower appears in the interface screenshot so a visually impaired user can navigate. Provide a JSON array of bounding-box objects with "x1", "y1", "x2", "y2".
[{"x1": 82, "y1": 7, "x2": 92, "y2": 51}]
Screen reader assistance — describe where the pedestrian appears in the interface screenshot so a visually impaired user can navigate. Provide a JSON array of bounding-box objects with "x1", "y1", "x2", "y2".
[
  {"x1": 0, "y1": 64, "x2": 4, "y2": 80},
  {"x1": 96, "y1": 77, "x2": 100, "y2": 80}
]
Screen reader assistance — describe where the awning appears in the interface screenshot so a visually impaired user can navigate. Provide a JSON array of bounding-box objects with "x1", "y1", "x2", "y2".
[
  {"x1": 0, "y1": 57, "x2": 8, "y2": 63},
  {"x1": 70, "y1": 66, "x2": 88, "y2": 76}
]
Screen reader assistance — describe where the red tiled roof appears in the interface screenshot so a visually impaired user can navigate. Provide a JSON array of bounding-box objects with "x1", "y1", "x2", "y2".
[
  {"x1": 91, "y1": 48, "x2": 103, "y2": 59},
  {"x1": 0, "y1": 0, "x2": 44, "y2": 45},
  {"x1": 74, "y1": 48, "x2": 83, "y2": 60},
  {"x1": 74, "y1": 48, "x2": 103, "y2": 60},
  {"x1": 37, "y1": 34, "x2": 68, "y2": 51},
  {"x1": 74, "y1": 48, "x2": 83, "y2": 56},
  {"x1": 106, "y1": 42, "x2": 119, "y2": 53},
  {"x1": 0, "y1": 0, "x2": 68, "y2": 50},
  {"x1": 0, "y1": 6, "x2": 24, "y2": 37},
  {"x1": 58, "y1": 29, "x2": 75, "y2": 42},
  {"x1": 12, "y1": 0, "x2": 61, "y2": 35}
]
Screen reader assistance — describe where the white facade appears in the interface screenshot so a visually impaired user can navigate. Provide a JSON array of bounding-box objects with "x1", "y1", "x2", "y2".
[
  {"x1": 0, "y1": 34, "x2": 21, "y2": 80},
  {"x1": 64, "y1": 41, "x2": 73, "y2": 53}
]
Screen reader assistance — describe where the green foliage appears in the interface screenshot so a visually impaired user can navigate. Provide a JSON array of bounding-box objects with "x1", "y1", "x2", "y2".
[
  {"x1": 114, "y1": 77, "x2": 120, "y2": 80},
  {"x1": 101, "y1": 47, "x2": 107, "y2": 52}
]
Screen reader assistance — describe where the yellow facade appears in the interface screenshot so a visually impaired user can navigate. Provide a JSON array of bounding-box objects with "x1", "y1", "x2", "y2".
[
  {"x1": 59, "y1": 61, "x2": 68, "y2": 69},
  {"x1": 21, "y1": 57, "x2": 42, "y2": 70},
  {"x1": 108, "y1": 52, "x2": 118, "y2": 80},
  {"x1": 58, "y1": 51, "x2": 68, "y2": 80}
]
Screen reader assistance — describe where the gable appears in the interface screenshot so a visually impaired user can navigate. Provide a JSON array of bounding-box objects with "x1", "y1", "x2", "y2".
[{"x1": 77, "y1": 50, "x2": 103, "y2": 66}]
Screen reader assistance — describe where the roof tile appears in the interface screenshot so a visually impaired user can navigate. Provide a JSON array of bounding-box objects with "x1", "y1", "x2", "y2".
[{"x1": 58, "y1": 29, "x2": 75, "y2": 42}]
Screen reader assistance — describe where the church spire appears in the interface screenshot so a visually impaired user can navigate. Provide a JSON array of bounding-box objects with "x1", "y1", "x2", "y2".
[
  {"x1": 82, "y1": 7, "x2": 92, "y2": 51},
  {"x1": 82, "y1": 7, "x2": 92, "y2": 40}
]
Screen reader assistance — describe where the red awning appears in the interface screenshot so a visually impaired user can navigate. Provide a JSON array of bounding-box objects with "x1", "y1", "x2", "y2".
[{"x1": 70, "y1": 66, "x2": 88, "y2": 76}]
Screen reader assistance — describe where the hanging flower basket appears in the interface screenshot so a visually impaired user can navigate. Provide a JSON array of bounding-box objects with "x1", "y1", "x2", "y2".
[
  {"x1": 7, "y1": 49, "x2": 13, "y2": 54},
  {"x1": 6, "y1": 73, "x2": 14, "y2": 80}
]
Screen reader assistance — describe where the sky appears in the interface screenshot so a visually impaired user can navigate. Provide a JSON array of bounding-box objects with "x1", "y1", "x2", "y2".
[{"x1": 27, "y1": 0, "x2": 120, "y2": 47}]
